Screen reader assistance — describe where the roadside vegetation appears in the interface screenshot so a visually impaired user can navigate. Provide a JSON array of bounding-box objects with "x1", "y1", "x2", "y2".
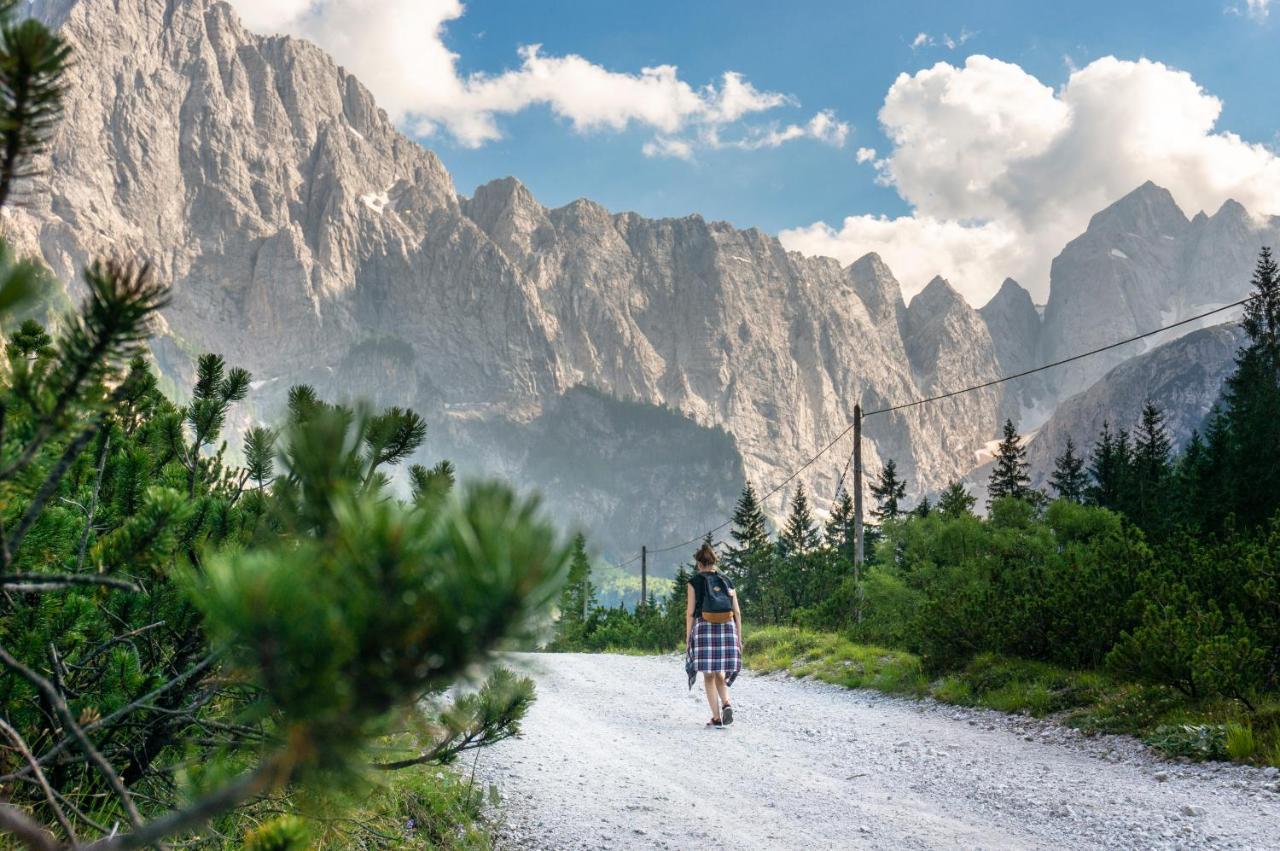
[
  {"x1": 0, "y1": 6, "x2": 568, "y2": 847},
  {"x1": 553, "y1": 246, "x2": 1280, "y2": 769}
]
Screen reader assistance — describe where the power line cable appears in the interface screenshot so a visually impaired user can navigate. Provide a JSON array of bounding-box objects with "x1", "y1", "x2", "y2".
[{"x1": 863, "y1": 297, "x2": 1250, "y2": 417}]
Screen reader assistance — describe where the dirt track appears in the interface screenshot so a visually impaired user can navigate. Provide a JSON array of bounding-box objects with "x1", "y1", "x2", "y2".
[{"x1": 473, "y1": 653, "x2": 1280, "y2": 850}]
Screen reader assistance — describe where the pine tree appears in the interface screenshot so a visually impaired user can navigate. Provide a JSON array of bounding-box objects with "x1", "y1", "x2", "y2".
[
  {"x1": 1241, "y1": 245, "x2": 1280, "y2": 367},
  {"x1": 725, "y1": 483, "x2": 771, "y2": 574},
  {"x1": 937, "y1": 479, "x2": 977, "y2": 518},
  {"x1": 778, "y1": 483, "x2": 820, "y2": 558},
  {"x1": 913, "y1": 496, "x2": 932, "y2": 518},
  {"x1": 557, "y1": 533, "x2": 596, "y2": 629},
  {"x1": 824, "y1": 486, "x2": 856, "y2": 557},
  {"x1": 1049, "y1": 436, "x2": 1088, "y2": 503},
  {"x1": 987, "y1": 419, "x2": 1032, "y2": 507},
  {"x1": 870, "y1": 459, "x2": 907, "y2": 521},
  {"x1": 1088, "y1": 421, "x2": 1131, "y2": 510},
  {"x1": 1219, "y1": 247, "x2": 1280, "y2": 527},
  {"x1": 723, "y1": 482, "x2": 773, "y2": 615},
  {"x1": 1130, "y1": 401, "x2": 1172, "y2": 534}
]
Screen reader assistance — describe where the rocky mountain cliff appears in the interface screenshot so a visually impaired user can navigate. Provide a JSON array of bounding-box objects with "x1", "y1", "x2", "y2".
[
  {"x1": 14, "y1": 0, "x2": 1007, "y2": 564},
  {"x1": 1039, "y1": 182, "x2": 1278, "y2": 400},
  {"x1": 1025, "y1": 324, "x2": 1247, "y2": 486},
  {"x1": 9, "y1": 0, "x2": 1269, "y2": 559}
]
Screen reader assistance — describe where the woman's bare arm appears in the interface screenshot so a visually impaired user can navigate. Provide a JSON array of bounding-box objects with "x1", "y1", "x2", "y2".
[
  {"x1": 731, "y1": 589, "x2": 743, "y2": 646},
  {"x1": 685, "y1": 584, "x2": 695, "y2": 645}
]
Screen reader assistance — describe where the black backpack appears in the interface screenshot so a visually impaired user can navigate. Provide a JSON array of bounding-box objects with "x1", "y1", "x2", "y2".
[{"x1": 698, "y1": 572, "x2": 734, "y2": 622}]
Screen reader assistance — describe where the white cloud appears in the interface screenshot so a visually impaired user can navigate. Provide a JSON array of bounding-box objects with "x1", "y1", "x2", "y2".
[
  {"x1": 855, "y1": 146, "x2": 877, "y2": 164},
  {"x1": 780, "y1": 55, "x2": 1280, "y2": 304},
  {"x1": 910, "y1": 29, "x2": 976, "y2": 51},
  {"x1": 642, "y1": 136, "x2": 695, "y2": 161},
  {"x1": 1244, "y1": 0, "x2": 1272, "y2": 19},
  {"x1": 228, "y1": 0, "x2": 846, "y2": 154}
]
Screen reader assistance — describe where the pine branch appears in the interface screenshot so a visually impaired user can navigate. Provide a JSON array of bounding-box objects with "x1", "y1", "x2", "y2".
[
  {"x1": 74, "y1": 433, "x2": 111, "y2": 571},
  {"x1": 0, "y1": 573, "x2": 140, "y2": 593},
  {"x1": 3, "y1": 406, "x2": 112, "y2": 567},
  {"x1": 1, "y1": 653, "x2": 214, "y2": 785},
  {"x1": 82, "y1": 752, "x2": 287, "y2": 851},
  {"x1": 0, "y1": 717, "x2": 76, "y2": 843},
  {"x1": 0, "y1": 17, "x2": 71, "y2": 209},
  {"x1": 0, "y1": 641, "x2": 145, "y2": 832},
  {"x1": 0, "y1": 261, "x2": 168, "y2": 483},
  {"x1": 0, "y1": 804, "x2": 58, "y2": 851}
]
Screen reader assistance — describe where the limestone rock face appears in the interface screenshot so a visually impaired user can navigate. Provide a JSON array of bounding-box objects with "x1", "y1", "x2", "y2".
[
  {"x1": 19, "y1": 0, "x2": 1268, "y2": 550},
  {"x1": 1026, "y1": 324, "x2": 1248, "y2": 487},
  {"x1": 979, "y1": 278, "x2": 1047, "y2": 425},
  {"x1": 17, "y1": 0, "x2": 1007, "y2": 551},
  {"x1": 1039, "y1": 182, "x2": 1280, "y2": 400}
]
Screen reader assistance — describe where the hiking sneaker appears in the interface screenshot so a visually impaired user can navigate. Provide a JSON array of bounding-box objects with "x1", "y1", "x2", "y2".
[{"x1": 721, "y1": 704, "x2": 734, "y2": 726}]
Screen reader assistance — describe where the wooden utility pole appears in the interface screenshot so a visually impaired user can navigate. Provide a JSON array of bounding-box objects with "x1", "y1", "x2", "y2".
[
  {"x1": 853, "y1": 404, "x2": 865, "y2": 568},
  {"x1": 640, "y1": 545, "x2": 648, "y2": 608}
]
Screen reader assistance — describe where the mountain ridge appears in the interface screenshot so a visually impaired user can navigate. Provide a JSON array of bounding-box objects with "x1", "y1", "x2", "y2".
[{"x1": 10, "y1": 0, "x2": 1272, "y2": 555}]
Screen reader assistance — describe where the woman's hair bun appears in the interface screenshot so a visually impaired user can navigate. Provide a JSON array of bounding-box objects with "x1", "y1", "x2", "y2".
[{"x1": 695, "y1": 543, "x2": 717, "y2": 566}]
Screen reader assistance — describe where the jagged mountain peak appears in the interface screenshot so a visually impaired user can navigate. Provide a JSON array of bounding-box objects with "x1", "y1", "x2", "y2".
[
  {"x1": 908, "y1": 275, "x2": 967, "y2": 317},
  {"x1": 1085, "y1": 180, "x2": 1188, "y2": 235},
  {"x1": 1209, "y1": 198, "x2": 1249, "y2": 224},
  {"x1": 983, "y1": 277, "x2": 1035, "y2": 313},
  {"x1": 462, "y1": 178, "x2": 551, "y2": 262},
  {"x1": 845, "y1": 252, "x2": 905, "y2": 325}
]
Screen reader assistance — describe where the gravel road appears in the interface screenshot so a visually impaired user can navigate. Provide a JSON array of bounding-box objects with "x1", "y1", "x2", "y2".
[{"x1": 473, "y1": 653, "x2": 1280, "y2": 850}]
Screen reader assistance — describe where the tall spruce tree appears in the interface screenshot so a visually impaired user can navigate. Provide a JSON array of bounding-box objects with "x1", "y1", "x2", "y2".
[
  {"x1": 1129, "y1": 401, "x2": 1172, "y2": 534},
  {"x1": 913, "y1": 496, "x2": 933, "y2": 518},
  {"x1": 1050, "y1": 436, "x2": 1089, "y2": 503},
  {"x1": 937, "y1": 479, "x2": 977, "y2": 518},
  {"x1": 824, "y1": 486, "x2": 856, "y2": 558},
  {"x1": 778, "y1": 483, "x2": 820, "y2": 558},
  {"x1": 558, "y1": 533, "x2": 596, "y2": 628},
  {"x1": 1220, "y1": 246, "x2": 1280, "y2": 527},
  {"x1": 724, "y1": 482, "x2": 773, "y2": 614},
  {"x1": 725, "y1": 483, "x2": 770, "y2": 571},
  {"x1": 870, "y1": 458, "x2": 907, "y2": 521},
  {"x1": 987, "y1": 419, "x2": 1033, "y2": 506},
  {"x1": 1087, "y1": 421, "x2": 1131, "y2": 510}
]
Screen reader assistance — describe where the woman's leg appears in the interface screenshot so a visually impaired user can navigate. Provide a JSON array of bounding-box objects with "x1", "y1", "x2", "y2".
[
  {"x1": 714, "y1": 672, "x2": 731, "y2": 706},
  {"x1": 702, "y1": 673, "x2": 721, "y2": 719}
]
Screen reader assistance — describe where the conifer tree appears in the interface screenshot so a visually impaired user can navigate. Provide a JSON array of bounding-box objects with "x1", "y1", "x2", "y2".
[
  {"x1": 1087, "y1": 421, "x2": 1131, "y2": 510},
  {"x1": 937, "y1": 479, "x2": 977, "y2": 518},
  {"x1": 824, "y1": 486, "x2": 856, "y2": 557},
  {"x1": 1130, "y1": 401, "x2": 1172, "y2": 533},
  {"x1": 724, "y1": 482, "x2": 771, "y2": 574},
  {"x1": 987, "y1": 419, "x2": 1032, "y2": 506},
  {"x1": 557, "y1": 533, "x2": 596, "y2": 628},
  {"x1": 870, "y1": 459, "x2": 907, "y2": 521},
  {"x1": 1219, "y1": 246, "x2": 1280, "y2": 527},
  {"x1": 1049, "y1": 436, "x2": 1089, "y2": 503},
  {"x1": 913, "y1": 496, "x2": 932, "y2": 518},
  {"x1": 723, "y1": 482, "x2": 773, "y2": 614},
  {"x1": 778, "y1": 483, "x2": 820, "y2": 558}
]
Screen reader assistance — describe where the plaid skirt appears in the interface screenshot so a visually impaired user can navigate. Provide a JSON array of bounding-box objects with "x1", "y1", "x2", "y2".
[{"x1": 689, "y1": 617, "x2": 741, "y2": 678}]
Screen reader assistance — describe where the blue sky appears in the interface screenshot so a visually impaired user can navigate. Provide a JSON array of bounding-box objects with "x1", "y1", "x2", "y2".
[
  {"x1": 435, "y1": 0, "x2": 1278, "y2": 232},
  {"x1": 236, "y1": 0, "x2": 1280, "y2": 303}
]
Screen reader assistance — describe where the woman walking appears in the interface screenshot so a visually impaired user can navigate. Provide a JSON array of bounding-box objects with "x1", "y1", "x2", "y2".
[{"x1": 685, "y1": 543, "x2": 742, "y2": 727}]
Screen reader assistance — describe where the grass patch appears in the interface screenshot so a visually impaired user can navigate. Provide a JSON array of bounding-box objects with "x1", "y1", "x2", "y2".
[
  {"x1": 219, "y1": 766, "x2": 497, "y2": 850},
  {"x1": 743, "y1": 626, "x2": 928, "y2": 696},
  {"x1": 741, "y1": 627, "x2": 1280, "y2": 767}
]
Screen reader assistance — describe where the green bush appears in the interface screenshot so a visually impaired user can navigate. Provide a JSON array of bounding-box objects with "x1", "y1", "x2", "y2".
[{"x1": 1144, "y1": 724, "x2": 1229, "y2": 761}]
